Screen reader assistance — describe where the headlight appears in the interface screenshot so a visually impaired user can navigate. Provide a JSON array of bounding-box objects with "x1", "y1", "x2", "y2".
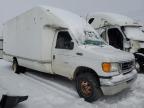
[{"x1": 102, "y1": 63, "x2": 120, "y2": 73}]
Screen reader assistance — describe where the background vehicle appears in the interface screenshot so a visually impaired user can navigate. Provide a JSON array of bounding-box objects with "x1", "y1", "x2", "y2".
[
  {"x1": 3, "y1": 6, "x2": 137, "y2": 102},
  {"x1": 87, "y1": 13, "x2": 144, "y2": 72}
]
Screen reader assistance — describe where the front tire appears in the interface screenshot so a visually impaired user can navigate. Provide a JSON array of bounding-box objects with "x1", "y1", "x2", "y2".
[{"x1": 76, "y1": 73, "x2": 103, "y2": 102}]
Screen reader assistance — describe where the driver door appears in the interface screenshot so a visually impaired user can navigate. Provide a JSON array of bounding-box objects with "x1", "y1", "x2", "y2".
[{"x1": 52, "y1": 31, "x2": 75, "y2": 77}]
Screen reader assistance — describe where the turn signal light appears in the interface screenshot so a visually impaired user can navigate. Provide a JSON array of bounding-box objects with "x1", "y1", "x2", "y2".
[{"x1": 102, "y1": 63, "x2": 111, "y2": 73}]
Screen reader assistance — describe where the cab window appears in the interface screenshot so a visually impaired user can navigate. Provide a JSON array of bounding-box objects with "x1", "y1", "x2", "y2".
[{"x1": 56, "y1": 31, "x2": 72, "y2": 49}]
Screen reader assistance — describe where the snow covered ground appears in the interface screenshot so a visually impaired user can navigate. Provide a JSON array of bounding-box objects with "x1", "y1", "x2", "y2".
[{"x1": 0, "y1": 59, "x2": 144, "y2": 108}]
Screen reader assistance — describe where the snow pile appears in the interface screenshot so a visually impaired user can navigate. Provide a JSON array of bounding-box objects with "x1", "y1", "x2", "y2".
[{"x1": 0, "y1": 60, "x2": 143, "y2": 108}]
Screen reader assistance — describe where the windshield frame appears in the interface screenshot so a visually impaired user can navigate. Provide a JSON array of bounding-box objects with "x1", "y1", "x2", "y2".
[{"x1": 82, "y1": 31, "x2": 107, "y2": 46}]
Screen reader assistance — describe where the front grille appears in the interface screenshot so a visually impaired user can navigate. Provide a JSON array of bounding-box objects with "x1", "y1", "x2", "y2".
[{"x1": 121, "y1": 61, "x2": 134, "y2": 73}]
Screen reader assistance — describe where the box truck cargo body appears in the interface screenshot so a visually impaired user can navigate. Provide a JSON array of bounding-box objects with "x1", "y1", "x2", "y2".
[
  {"x1": 3, "y1": 6, "x2": 137, "y2": 102},
  {"x1": 3, "y1": 7, "x2": 69, "y2": 73},
  {"x1": 87, "y1": 13, "x2": 144, "y2": 72}
]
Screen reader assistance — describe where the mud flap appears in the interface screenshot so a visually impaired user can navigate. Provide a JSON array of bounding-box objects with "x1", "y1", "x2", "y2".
[{"x1": 0, "y1": 95, "x2": 28, "y2": 108}]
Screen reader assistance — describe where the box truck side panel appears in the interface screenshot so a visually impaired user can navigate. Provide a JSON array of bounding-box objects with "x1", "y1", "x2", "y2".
[
  {"x1": 3, "y1": 18, "x2": 17, "y2": 59},
  {"x1": 3, "y1": 7, "x2": 68, "y2": 73},
  {"x1": 3, "y1": 8, "x2": 53, "y2": 73},
  {"x1": 4, "y1": 10, "x2": 43, "y2": 61},
  {"x1": 16, "y1": 10, "x2": 43, "y2": 61}
]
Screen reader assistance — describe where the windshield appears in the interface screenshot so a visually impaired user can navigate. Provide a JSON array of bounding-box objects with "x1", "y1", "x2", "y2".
[
  {"x1": 82, "y1": 31, "x2": 106, "y2": 46},
  {"x1": 122, "y1": 26, "x2": 144, "y2": 41}
]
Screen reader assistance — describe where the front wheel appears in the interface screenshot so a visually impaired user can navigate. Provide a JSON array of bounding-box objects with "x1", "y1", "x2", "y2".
[{"x1": 76, "y1": 73, "x2": 103, "y2": 102}]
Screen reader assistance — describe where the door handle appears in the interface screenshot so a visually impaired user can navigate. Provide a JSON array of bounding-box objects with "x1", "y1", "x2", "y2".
[{"x1": 53, "y1": 55, "x2": 56, "y2": 60}]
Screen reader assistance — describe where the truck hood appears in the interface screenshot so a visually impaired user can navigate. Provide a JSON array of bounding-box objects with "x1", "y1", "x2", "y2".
[{"x1": 80, "y1": 45, "x2": 134, "y2": 62}]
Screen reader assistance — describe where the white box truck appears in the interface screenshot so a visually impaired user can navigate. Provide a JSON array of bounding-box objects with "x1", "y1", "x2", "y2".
[
  {"x1": 87, "y1": 13, "x2": 144, "y2": 72},
  {"x1": 3, "y1": 6, "x2": 137, "y2": 102}
]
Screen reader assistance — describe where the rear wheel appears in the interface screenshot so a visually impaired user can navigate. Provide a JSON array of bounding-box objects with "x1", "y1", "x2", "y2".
[
  {"x1": 76, "y1": 73, "x2": 103, "y2": 102},
  {"x1": 12, "y1": 58, "x2": 26, "y2": 74},
  {"x1": 12, "y1": 59, "x2": 20, "y2": 74}
]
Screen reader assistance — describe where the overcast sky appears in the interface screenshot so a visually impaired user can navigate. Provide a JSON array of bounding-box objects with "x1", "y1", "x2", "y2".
[{"x1": 0, "y1": 0, "x2": 144, "y2": 30}]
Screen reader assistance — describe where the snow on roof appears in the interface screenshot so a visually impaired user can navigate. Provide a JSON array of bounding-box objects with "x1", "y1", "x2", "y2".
[
  {"x1": 4, "y1": 5, "x2": 90, "y2": 31},
  {"x1": 88, "y1": 12, "x2": 140, "y2": 27},
  {"x1": 4, "y1": 6, "x2": 95, "y2": 42},
  {"x1": 39, "y1": 6, "x2": 95, "y2": 41},
  {"x1": 39, "y1": 5, "x2": 89, "y2": 30}
]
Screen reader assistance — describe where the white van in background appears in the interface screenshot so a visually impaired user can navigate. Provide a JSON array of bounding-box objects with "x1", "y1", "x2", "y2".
[
  {"x1": 3, "y1": 6, "x2": 137, "y2": 102},
  {"x1": 87, "y1": 13, "x2": 144, "y2": 72}
]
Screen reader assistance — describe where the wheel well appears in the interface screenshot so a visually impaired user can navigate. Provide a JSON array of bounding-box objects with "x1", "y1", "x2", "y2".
[{"x1": 74, "y1": 66, "x2": 100, "y2": 86}]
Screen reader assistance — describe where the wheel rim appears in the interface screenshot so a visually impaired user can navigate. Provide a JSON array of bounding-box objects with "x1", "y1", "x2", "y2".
[{"x1": 80, "y1": 80, "x2": 93, "y2": 97}]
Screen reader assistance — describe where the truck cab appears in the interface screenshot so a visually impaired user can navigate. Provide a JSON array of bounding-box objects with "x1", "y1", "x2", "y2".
[{"x1": 87, "y1": 13, "x2": 144, "y2": 72}]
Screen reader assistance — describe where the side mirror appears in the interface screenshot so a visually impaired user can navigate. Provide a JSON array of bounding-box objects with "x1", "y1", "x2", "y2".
[
  {"x1": 64, "y1": 41, "x2": 74, "y2": 50},
  {"x1": 69, "y1": 41, "x2": 74, "y2": 50}
]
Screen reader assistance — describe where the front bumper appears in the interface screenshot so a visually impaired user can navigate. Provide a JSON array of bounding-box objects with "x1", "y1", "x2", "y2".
[{"x1": 100, "y1": 69, "x2": 137, "y2": 95}]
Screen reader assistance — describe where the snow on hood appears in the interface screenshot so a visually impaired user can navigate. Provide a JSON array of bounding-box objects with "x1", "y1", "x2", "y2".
[
  {"x1": 80, "y1": 45, "x2": 134, "y2": 62},
  {"x1": 124, "y1": 27, "x2": 144, "y2": 41},
  {"x1": 88, "y1": 12, "x2": 140, "y2": 29}
]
